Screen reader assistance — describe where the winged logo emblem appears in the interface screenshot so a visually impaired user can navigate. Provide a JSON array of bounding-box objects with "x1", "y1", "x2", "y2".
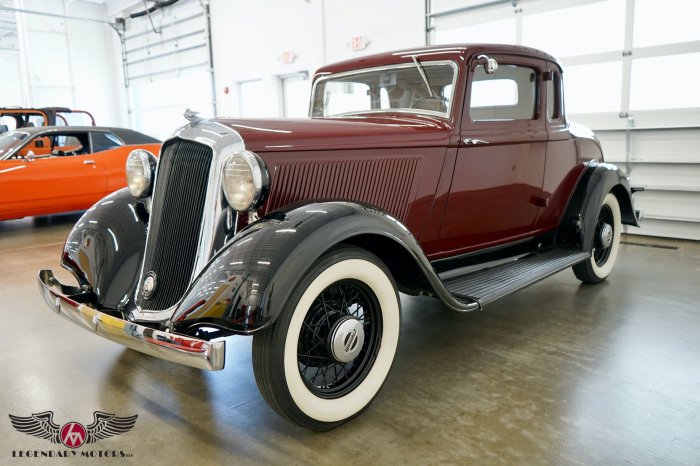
[{"x1": 9, "y1": 411, "x2": 137, "y2": 449}]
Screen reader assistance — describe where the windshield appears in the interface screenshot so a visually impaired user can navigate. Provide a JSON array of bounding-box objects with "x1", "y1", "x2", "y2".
[
  {"x1": 0, "y1": 131, "x2": 29, "y2": 160},
  {"x1": 311, "y1": 61, "x2": 457, "y2": 118}
]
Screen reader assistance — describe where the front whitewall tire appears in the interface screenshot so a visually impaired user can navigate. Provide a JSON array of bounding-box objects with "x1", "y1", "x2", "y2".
[
  {"x1": 252, "y1": 246, "x2": 401, "y2": 431},
  {"x1": 283, "y1": 259, "x2": 400, "y2": 423}
]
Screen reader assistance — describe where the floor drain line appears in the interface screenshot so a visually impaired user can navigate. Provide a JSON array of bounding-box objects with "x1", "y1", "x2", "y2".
[{"x1": 621, "y1": 241, "x2": 679, "y2": 250}]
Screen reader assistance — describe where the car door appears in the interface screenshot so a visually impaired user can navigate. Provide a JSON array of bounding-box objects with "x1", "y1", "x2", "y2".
[
  {"x1": 437, "y1": 53, "x2": 548, "y2": 255},
  {"x1": 0, "y1": 131, "x2": 107, "y2": 219}
]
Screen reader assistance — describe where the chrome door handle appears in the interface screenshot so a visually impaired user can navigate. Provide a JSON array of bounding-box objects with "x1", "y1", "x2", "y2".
[
  {"x1": 83, "y1": 160, "x2": 95, "y2": 165},
  {"x1": 463, "y1": 138, "x2": 489, "y2": 145}
]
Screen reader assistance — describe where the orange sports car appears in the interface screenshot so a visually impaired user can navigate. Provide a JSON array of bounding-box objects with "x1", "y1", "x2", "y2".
[{"x1": 0, "y1": 126, "x2": 160, "y2": 220}]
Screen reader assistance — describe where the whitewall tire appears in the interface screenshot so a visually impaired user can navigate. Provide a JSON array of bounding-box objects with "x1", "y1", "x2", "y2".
[
  {"x1": 573, "y1": 192, "x2": 622, "y2": 284},
  {"x1": 252, "y1": 245, "x2": 400, "y2": 431}
]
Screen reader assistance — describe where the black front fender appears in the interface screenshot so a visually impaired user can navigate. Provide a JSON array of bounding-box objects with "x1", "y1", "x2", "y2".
[
  {"x1": 170, "y1": 201, "x2": 458, "y2": 335},
  {"x1": 62, "y1": 188, "x2": 149, "y2": 311}
]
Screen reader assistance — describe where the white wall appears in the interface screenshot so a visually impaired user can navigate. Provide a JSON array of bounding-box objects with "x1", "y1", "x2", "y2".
[
  {"x1": 64, "y1": 1, "x2": 125, "y2": 127},
  {"x1": 0, "y1": 53, "x2": 22, "y2": 104},
  {"x1": 118, "y1": 0, "x2": 212, "y2": 139},
  {"x1": 210, "y1": 0, "x2": 425, "y2": 118},
  {"x1": 9, "y1": 0, "x2": 426, "y2": 127},
  {"x1": 323, "y1": 0, "x2": 425, "y2": 62},
  {"x1": 11, "y1": 0, "x2": 125, "y2": 126}
]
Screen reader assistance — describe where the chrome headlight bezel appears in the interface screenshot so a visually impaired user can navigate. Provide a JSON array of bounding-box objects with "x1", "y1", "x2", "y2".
[
  {"x1": 222, "y1": 150, "x2": 269, "y2": 212},
  {"x1": 126, "y1": 149, "x2": 157, "y2": 198}
]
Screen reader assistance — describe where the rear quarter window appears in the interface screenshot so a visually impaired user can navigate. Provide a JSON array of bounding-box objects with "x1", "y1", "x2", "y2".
[{"x1": 92, "y1": 132, "x2": 124, "y2": 152}]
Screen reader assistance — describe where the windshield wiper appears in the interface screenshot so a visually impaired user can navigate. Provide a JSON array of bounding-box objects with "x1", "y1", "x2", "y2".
[{"x1": 411, "y1": 55, "x2": 434, "y2": 98}]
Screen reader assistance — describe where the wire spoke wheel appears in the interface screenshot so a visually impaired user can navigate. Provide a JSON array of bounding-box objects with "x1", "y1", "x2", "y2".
[
  {"x1": 252, "y1": 246, "x2": 400, "y2": 431},
  {"x1": 297, "y1": 280, "x2": 382, "y2": 398}
]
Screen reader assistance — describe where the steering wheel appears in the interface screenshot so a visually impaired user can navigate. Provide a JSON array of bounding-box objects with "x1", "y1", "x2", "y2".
[
  {"x1": 411, "y1": 95, "x2": 448, "y2": 111},
  {"x1": 413, "y1": 95, "x2": 448, "y2": 104}
]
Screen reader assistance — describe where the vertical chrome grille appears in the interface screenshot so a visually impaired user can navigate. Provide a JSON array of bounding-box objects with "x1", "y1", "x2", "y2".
[{"x1": 137, "y1": 139, "x2": 213, "y2": 310}]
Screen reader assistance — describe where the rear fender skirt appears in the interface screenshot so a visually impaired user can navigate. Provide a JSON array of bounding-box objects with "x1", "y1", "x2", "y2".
[
  {"x1": 557, "y1": 162, "x2": 639, "y2": 252},
  {"x1": 61, "y1": 188, "x2": 149, "y2": 311},
  {"x1": 171, "y1": 201, "x2": 478, "y2": 335}
]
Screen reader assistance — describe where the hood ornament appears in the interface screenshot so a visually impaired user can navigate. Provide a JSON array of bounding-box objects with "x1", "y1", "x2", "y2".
[{"x1": 184, "y1": 108, "x2": 202, "y2": 123}]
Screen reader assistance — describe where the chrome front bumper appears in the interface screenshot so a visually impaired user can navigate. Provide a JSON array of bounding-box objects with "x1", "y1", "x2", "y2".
[{"x1": 38, "y1": 270, "x2": 225, "y2": 371}]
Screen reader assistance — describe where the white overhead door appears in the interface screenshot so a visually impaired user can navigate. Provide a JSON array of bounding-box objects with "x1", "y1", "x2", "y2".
[{"x1": 122, "y1": 0, "x2": 214, "y2": 139}]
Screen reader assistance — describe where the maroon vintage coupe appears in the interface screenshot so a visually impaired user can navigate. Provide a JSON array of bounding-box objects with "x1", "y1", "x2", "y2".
[{"x1": 39, "y1": 44, "x2": 640, "y2": 430}]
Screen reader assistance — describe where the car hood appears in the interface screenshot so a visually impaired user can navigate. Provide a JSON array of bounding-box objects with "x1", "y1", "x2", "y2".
[{"x1": 215, "y1": 115, "x2": 454, "y2": 152}]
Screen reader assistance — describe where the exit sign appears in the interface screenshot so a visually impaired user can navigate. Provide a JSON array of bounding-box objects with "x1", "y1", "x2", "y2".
[
  {"x1": 280, "y1": 50, "x2": 297, "y2": 64},
  {"x1": 350, "y1": 36, "x2": 370, "y2": 51}
]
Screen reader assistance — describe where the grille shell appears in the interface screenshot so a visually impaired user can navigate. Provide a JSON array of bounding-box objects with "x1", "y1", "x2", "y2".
[{"x1": 137, "y1": 139, "x2": 213, "y2": 310}]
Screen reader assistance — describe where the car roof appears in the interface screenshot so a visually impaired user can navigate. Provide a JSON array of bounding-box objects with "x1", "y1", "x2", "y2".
[
  {"x1": 314, "y1": 43, "x2": 561, "y2": 77},
  {"x1": 12, "y1": 126, "x2": 160, "y2": 144}
]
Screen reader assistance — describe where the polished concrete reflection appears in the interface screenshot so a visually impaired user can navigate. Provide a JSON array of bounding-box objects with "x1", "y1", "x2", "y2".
[{"x1": 1, "y1": 215, "x2": 698, "y2": 464}]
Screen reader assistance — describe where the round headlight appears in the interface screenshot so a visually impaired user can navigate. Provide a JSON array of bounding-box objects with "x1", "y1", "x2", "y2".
[
  {"x1": 126, "y1": 149, "x2": 155, "y2": 198},
  {"x1": 222, "y1": 150, "x2": 268, "y2": 211}
]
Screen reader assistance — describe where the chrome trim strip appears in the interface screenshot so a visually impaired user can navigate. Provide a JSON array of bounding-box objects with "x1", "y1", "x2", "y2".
[{"x1": 39, "y1": 270, "x2": 225, "y2": 371}]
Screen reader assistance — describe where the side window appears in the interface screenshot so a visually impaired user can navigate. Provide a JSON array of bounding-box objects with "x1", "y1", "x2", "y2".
[
  {"x1": 546, "y1": 70, "x2": 562, "y2": 121},
  {"x1": 27, "y1": 115, "x2": 46, "y2": 127},
  {"x1": 51, "y1": 134, "x2": 86, "y2": 156},
  {"x1": 442, "y1": 84, "x2": 453, "y2": 100},
  {"x1": 92, "y1": 132, "x2": 123, "y2": 152},
  {"x1": 470, "y1": 64, "x2": 538, "y2": 121},
  {"x1": 1, "y1": 116, "x2": 18, "y2": 132}
]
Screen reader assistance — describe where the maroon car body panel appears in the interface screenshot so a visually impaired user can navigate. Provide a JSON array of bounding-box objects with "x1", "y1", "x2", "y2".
[
  {"x1": 220, "y1": 115, "x2": 455, "y2": 152},
  {"x1": 220, "y1": 44, "x2": 588, "y2": 259}
]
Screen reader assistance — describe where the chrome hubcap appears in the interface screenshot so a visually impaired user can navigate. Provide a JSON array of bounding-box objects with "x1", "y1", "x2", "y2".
[
  {"x1": 329, "y1": 317, "x2": 365, "y2": 363},
  {"x1": 600, "y1": 223, "x2": 613, "y2": 249}
]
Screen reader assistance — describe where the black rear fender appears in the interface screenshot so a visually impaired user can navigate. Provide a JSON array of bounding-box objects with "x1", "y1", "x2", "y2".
[{"x1": 557, "y1": 162, "x2": 639, "y2": 252}]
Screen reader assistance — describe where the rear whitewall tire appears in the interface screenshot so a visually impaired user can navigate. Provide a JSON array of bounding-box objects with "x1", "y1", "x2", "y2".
[{"x1": 573, "y1": 193, "x2": 622, "y2": 283}]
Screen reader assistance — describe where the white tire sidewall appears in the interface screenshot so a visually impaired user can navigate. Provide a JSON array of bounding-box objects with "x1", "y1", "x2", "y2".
[
  {"x1": 283, "y1": 258, "x2": 400, "y2": 423},
  {"x1": 591, "y1": 193, "x2": 622, "y2": 279}
]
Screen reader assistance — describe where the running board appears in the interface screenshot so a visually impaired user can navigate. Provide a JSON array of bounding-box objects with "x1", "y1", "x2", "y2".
[{"x1": 443, "y1": 247, "x2": 590, "y2": 308}]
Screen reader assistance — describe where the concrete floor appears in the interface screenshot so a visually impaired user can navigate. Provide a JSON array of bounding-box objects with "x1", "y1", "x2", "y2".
[{"x1": 1, "y1": 213, "x2": 699, "y2": 465}]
